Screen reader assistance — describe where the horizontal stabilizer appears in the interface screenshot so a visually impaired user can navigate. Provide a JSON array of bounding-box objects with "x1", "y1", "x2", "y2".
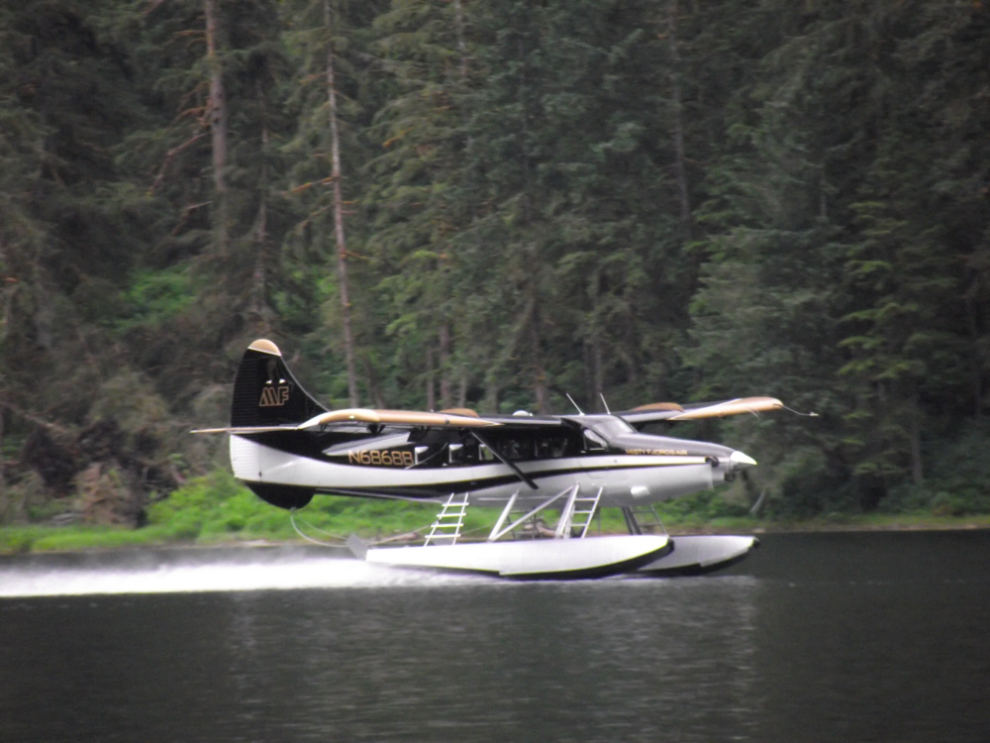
[{"x1": 191, "y1": 425, "x2": 299, "y2": 434}]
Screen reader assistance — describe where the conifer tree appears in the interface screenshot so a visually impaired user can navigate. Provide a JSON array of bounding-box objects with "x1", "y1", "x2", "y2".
[
  {"x1": 366, "y1": 0, "x2": 478, "y2": 409},
  {"x1": 282, "y1": 0, "x2": 384, "y2": 406}
]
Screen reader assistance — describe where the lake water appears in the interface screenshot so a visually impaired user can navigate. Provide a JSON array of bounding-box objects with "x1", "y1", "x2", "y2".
[{"x1": 1, "y1": 530, "x2": 988, "y2": 742}]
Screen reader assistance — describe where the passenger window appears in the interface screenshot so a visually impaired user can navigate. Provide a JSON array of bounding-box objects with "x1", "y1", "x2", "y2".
[{"x1": 499, "y1": 439, "x2": 521, "y2": 461}]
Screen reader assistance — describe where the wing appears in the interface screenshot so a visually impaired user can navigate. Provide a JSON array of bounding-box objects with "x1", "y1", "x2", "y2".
[
  {"x1": 194, "y1": 407, "x2": 568, "y2": 434},
  {"x1": 618, "y1": 397, "x2": 784, "y2": 428}
]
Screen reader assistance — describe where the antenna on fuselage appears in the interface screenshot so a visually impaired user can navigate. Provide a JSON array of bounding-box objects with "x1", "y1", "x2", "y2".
[
  {"x1": 565, "y1": 393, "x2": 584, "y2": 415},
  {"x1": 600, "y1": 394, "x2": 611, "y2": 414}
]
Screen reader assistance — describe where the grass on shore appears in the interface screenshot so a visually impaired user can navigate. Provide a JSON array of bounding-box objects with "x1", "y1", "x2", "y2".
[{"x1": 2, "y1": 470, "x2": 989, "y2": 555}]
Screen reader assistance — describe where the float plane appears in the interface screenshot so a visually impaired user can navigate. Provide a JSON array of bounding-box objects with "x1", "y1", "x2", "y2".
[{"x1": 197, "y1": 339, "x2": 786, "y2": 579}]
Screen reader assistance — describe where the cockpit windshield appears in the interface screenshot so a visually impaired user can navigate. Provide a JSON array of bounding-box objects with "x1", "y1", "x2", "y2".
[{"x1": 585, "y1": 417, "x2": 635, "y2": 442}]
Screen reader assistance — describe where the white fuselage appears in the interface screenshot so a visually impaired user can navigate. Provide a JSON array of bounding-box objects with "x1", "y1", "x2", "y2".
[{"x1": 230, "y1": 435, "x2": 738, "y2": 507}]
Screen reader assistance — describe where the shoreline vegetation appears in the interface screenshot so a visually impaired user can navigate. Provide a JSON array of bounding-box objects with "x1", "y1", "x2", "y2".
[{"x1": 2, "y1": 472, "x2": 987, "y2": 557}]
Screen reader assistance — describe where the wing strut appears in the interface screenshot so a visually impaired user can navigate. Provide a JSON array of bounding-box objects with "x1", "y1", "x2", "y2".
[
  {"x1": 469, "y1": 431, "x2": 539, "y2": 490},
  {"x1": 487, "y1": 486, "x2": 575, "y2": 542}
]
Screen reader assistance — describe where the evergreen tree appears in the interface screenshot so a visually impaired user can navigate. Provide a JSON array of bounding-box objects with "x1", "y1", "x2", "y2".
[
  {"x1": 282, "y1": 0, "x2": 385, "y2": 406},
  {"x1": 365, "y1": 0, "x2": 478, "y2": 410},
  {"x1": 839, "y1": 1, "x2": 988, "y2": 492},
  {"x1": 0, "y1": 0, "x2": 183, "y2": 521},
  {"x1": 686, "y1": 1, "x2": 885, "y2": 512}
]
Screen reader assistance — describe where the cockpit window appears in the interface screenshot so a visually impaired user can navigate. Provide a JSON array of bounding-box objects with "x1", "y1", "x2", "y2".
[
  {"x1": 586, "y1": 417, "x2": 635, "y2": 441},
  {"x1": 584, "y1": 430, "x2": 608, "y2": 452}
]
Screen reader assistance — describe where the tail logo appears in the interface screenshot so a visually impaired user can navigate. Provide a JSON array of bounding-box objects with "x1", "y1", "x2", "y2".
[{"x1": 259, "y1": 385, "x2": 291, "y2": 407}]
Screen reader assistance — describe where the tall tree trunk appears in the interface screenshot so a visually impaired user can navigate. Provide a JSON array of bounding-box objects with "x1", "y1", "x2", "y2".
[
  {"x1": 425, "y1": 345, "x2": 435, "y2": 411},
  {"x1": 251, "y1": 82, "x2": 269, "y2": 334},
  {"x1": 363, "y1": 357, "x2": 384, "y2": 409},
  {"x1": 453, "y1": 0, "x2": 468, "y2": 81},
  {"x1": 438, "y1": 3, "x2": 468, "y2": 414},
  {"x1": 965, "y1": 291, "x2": 982, "y2": 418},
  {"x1": 325, "y1": 0, "x2": 359, "y2": 407},
  {"x1": 0, "y1": 241, "x2": 5, "y2": 512},
  {"x1": 251, "y1": 194, "x2": 268, "y2": 332},
  {"x1": 593, "y1": 335, "x2": 604, "y2": 410},
  {"x1": 583, "y1": 341, "x2": 594, "y2": 411},
  {"x1": 667, "y1": 0, "x2": 692, "y2": 240},
  {"x1": 516, "y1": 35, "x2": 544, "y2": 413},
  {"x1": 204, "y1": 0, "x2": 229, "y2": 255},
  {"x1": 439, "y1": 321, "x2": 452, "y2": 409},
  {"x1": 483, "y1": 378, "x2": 500, "y2": 415},
  {"x1": 530, "y1": 292, "x2": 548, "y2": 414},
  {"x1": 909, "y1": 385, "x2": 924, "y2": 487},
  {"x1": 0, "y1": 405, "x2": 6, "y2": 518}
]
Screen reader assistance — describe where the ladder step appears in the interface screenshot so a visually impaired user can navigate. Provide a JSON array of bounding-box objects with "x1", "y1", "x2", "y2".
[{"x1": 425, "y1": 493, "x2": 470, "y2": 546}]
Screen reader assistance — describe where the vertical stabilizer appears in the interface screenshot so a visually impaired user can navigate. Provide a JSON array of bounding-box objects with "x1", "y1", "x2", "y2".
[{"x1": 230, "y1": 339, "x2": 328, "y2": 428}]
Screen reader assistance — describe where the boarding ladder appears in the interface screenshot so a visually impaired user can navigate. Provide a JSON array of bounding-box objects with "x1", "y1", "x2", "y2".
[
  {"x1": 424, "y1": 493, "x2": 470, "y2": 546},
  {"x1": 556, "y1": 486, "x2": 603, "y2": 539}
]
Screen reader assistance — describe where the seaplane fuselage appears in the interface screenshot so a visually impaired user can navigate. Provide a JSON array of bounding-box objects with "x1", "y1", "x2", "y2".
[
  {"x1": 195, "y1": 340, "x2": 785, "y2": 579},
  {"x1": 228, "y1": 412, "x2": 756, "y2": 510}
]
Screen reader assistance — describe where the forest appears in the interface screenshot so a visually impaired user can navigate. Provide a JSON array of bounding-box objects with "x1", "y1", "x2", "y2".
[{"x1": 1, "y1": 0, "x2": 989, "y2": 529}]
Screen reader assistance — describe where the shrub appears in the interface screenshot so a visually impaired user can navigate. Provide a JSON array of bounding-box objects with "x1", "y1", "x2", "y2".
[{"x1": 146, "y1": 469, "x2": 250, "y2": 540}]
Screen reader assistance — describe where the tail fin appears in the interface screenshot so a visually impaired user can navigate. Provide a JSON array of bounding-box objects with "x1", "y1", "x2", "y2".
[{"x1": 231, "y1": 339, "x2": 328, "y2": 428}]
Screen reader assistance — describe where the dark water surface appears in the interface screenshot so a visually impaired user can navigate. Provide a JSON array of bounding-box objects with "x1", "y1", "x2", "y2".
[{"x1": 2, "y1": 531, "x2": 988, "y2": 742}]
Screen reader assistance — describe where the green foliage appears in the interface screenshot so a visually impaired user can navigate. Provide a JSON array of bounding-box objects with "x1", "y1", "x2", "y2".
[
  {"x1": 146, "y1": 469, "x2": 251, "y2": 540},
  {"x1": 115, "y1": 269, "x2": 197, "y2": 331},
  {"x1": 655, "y1": 490, "x2": 751, "y2": 523},
  {"x1": 876, "y1": 484, "x2": 935, "y2": 516},
  {"x1": 0, "y1": 524, "x2": 170, "y2": 554},
  {"x1": 30, "y1": 527, "x2": 171, "y2": 552},
  {"x1": 144, "y1": 469, "x2": 451, "y2": 543},
  {"x1": 887, "y1": 421, "x2": 990, "y2": 517},
  {"x1": 0, "y1": 528, "x2": 39, "y2": 555}
]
